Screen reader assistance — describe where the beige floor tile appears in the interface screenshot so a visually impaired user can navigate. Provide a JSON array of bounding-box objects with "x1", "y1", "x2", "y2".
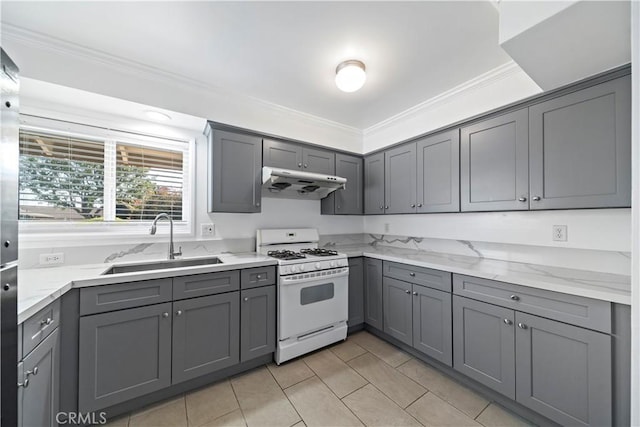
[
  {"x1": 267, "y1": 360, "x2": 315, "y2": 389},
  {"x1": 406, "y1": 393, "x2": 482, "y2": 427},
  {"x1": 231, "y1": 367, "x2": 300, "y2": 427},
  {"x1": 198, "y1": 409, "x2": 247, "y2": 427},
  {"x1": 186, "y1": 380, "x2": 239, "y2": 427},
  {"x1": 348, "y1": 353, "x2": 426, "y2": 408},
  {"x1": 342, "y1": 384, "x2": 422, "y2": 427},
  {"x1": 291, "y1": 422, "x2": 306, "y2": 427},
  {"x1": 397, "y1": 358, "x2": 489, "y2": 418},
  {"x1": 129, "y1": 396, "x2": 187, "y2": 427},
  {"x1": 476, "y1": 403, "x2": 535, "y2": 427},
  {"x1": 284, "y1": 377, "x2": 363, "y2": 427},
  {"x1": 303, "y1": 349, "x2": 367, "y2": 398},
  {"x1": 330, "y1": 339, "x2": 367, "y2": 362},
  {"x1": 349, "y1": 332, "x2": 411, "y2": 367},
  {"x1": 103, "y1": 414, "x2": 129, "y2": 427}
]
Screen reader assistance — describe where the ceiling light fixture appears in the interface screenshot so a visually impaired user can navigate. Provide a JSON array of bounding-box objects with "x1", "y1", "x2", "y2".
[
  {"x1": 144, "y1": 110, "x2": 171, "y2": 121},
  {"x1": 335, "y1": 60, "x2": 366, "y2": 93}
]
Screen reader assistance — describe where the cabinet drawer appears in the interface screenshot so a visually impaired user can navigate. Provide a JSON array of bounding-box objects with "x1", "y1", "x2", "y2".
[
  {"x1": 23, "y1": 299, "x2": 60, "y2": 356},
  {"x1": 241, "y1": 266, "x2": 276, "y2": 290},
  {"x1": 80, "y1": 279, "x2": 172, "y2": 316},
  {"x1": 453, "y1": 274, "x2": 611, "y2": 333},
  {"x1": 173, "y1": 270, "x2": 239, "y2": 300},
  {"x1": 383, "y1": 261, "x2": 451, "y2": 292}
]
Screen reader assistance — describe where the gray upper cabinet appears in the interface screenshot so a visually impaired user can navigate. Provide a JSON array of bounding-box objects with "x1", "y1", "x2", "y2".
[
  {"x1": 461, "y1": 109, "x2": 529, "y2": 212},
  {"x1": 322, "y1": 153, "x2": 363, "y2": 215},
  {"x1": 364, "y1": 258, "x2": 383, "y2": 330},
  {"x1": 383, "y1": 277, "x2": 413, "y2": 346},
  {"x1": 412, "y1": 285, "x2": 452, "y2": 366},
  {"x1": 385, "y1": 143, "x2": 417, "y2": 214},
  {"x1": 263, "y1": 139, "x2": 335, "y2": 174},
  {"x1": 416, "y1": 129, "x2": 460, "y2": 213},
  {"x1": 172, "y1": 293, "x2": 240, "y2": 384},
  {"x1": 347, "y1": 257, "x2": 364, "y2": 327},
  {"x1": 364, "y1": 152, "x2": 385, "y2": 214},
  {"x1": 208, "y1": 129, "x2": 262, "y2": 213},
  {"x1": 240, "y1": 285, "x2": 276, "y2": 362},
  {"x1": 529, "y1": 76, "x2": 631, "y2": 209}
]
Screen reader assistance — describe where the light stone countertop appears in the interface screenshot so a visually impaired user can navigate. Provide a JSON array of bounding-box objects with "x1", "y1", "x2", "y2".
[
  {"x1": 18, "y1": 253, "x2": 276, "y2": 324},
  {"x1": 339, "y1": 244, "x2": 631, "y2": 305}
]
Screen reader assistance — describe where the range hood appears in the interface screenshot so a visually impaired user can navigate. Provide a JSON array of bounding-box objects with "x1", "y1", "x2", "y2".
[{"x1": 262, "y1": 167, "x2": 346, "y2": 200}]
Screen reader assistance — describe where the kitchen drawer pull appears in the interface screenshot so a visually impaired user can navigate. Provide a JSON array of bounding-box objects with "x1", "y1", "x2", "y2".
[
  {"x1": 518, "y1": 196, "x2": 527, "y2": 202},
  {"x1": 409, "y1": 272, "x2": 416, "y2": 277},
  {"x1": 412, "y1": 291, "x2": 418, "y2": 296},
  {"x1": 176, "y1": 310, "x2": 183, "y2": 316},
  {"x1": 26, "y1": 367, "x2": 38, "y2": 376},
  {"x1": 503, "y1": 319, "x2": 513, "y2": 326},
  {"x1": 40, "y1": 318, "x2": 53, "y2": 327},
  {"x1": 518, "y1": 323, "x2": 528, "y2": 329},
  {"x1": 510, "y1": 295, "x2": 520, "y2": 301},
  {"x1": 256, "y1": 275, "x2": 262, "y2": 279},
  {"x1": 404, "y1": 289, "x2": 410, "y2": 294},
  {"x1": 18, "y1": 379, "x2": 29, "y2": 388},
  {"x1": 532, "y1": 196, "x2": 541, "y2": 201},
  {"x1": 410, "y1": 204, "x2": 415, "y2": 208},
  {"x1": 417, "y1": 203, "x2": 422, "y2": 207}
]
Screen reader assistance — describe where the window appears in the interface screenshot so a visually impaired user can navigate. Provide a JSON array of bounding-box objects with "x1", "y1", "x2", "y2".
[{"x1": 18, "y1": 116, "x2": 192, "y2": 233}]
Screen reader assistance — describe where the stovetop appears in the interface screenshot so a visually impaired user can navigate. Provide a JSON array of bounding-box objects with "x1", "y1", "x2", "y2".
[{"x1": 267, "y1": 250, "x2": 306, "y2": 261}]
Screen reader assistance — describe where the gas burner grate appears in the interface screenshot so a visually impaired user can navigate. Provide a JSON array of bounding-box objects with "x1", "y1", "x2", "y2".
[
  {"x1": 267, "y1": 250, "x2": 306, "y2": 260},
  {"x1": 300, "y1": 248, "x2": 339, "y2": 257}
]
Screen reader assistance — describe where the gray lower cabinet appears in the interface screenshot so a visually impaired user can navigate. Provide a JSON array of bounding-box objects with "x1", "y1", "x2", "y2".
[
  {"x1": 412, "y1": 285, "x2": 452, "y2": 365},
  {"x1": 208, "y1": 128, "x2": 262, "y2": 213},
  {"x1": 416, "y1": 129, "x2": 460, "y2": 213},
  {"x1": 172, "y1": 293, "x2": 240, "y2": 384},
  {"x1": 385, "y1": 143, "x2": 417, "y2": 214},
  {"x1": 322, "y1": 153, "x2": 363, "y2": 215},
  {"x1": 240, "y1": 285, "x2": 276, "y2": 362},
  {"x1": 364, "y1": 258, "x2": 383, "y2": 330},
  {"x1": 364, "y1": 152, "x2": 385, "y2": 214},
  {"x1": 79, "y1": 302, "x2": 172, "y2": 412},
  {"x1": 18, "y1": 328, "x2": 59, "y2": 427},
  {"x1": 263, "y1": 139, "x2": 335, "y2": 175},
  {"x1": 382, "y1": 277, "x2": 413, "y2": 346},
  {"x1": 528, "y1": 75, "x2": 631, "y2": 209},
  {"x1": 347, "y1": 257, "x2": 364, "y2": 327},
  {"x1": 461, "y1": 109, "x2": 529, "y2": 212}
]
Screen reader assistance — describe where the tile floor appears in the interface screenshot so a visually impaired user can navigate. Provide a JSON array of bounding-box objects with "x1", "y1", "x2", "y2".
[{"x1": 105, "y1": 331, "x2": 535, "y2": 427}]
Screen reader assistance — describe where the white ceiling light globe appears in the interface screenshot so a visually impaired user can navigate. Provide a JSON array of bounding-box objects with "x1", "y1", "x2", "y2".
[{"x1": 335, "y1": 60, "x2": 366, "y2": 93}]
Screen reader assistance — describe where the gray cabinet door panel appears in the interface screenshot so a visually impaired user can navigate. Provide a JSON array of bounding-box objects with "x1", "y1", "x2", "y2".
[
  {"x1": 209, "y1": 130, "x2": 262, "y2": 213},
  {"x1": 364, "y1": 258, "x2": 383, "y2": 330},
  {"x1": 78, "y1": 303, "x2": 172, "y2": 412},
  {"x1": 364, "y1": 153, "x2": 385, "y2": 214},
  {"x1": 416, "y1": 129, "x2": 460, "y2": 213},
  {"x1": 335, "y1": 153, "x2": 363, "y2": 215},
  {"x1": 19, "y1": 328, "x2": 59, "y2": 427},
  {"x1": 453, "y1": 296, "x2": 515, "y2": 398},
  {"x1": 348, "y1": 257, "x2": 365, "y2": 327},
  {"x1": 173, "y1": 270, "x2": 240, "y2": 300},
  {"x1": 262, "y1": 139, "x2": 301, "y2": 170},
  {"x1": 529, "y1": 76, "x2": 631, "y2": 209},
  {"x1": 22, "y1": 299, "x2": 60, "y2": 356},
  {"x1": 240, "y1": 286, "x2": 276, "y2": 362},
  {"x1": 385, "y1": 144, "x2": 417, "y2": 214},
  {"x1": 515, "y1": 312, "x2": 612, "y2": 426},
  {"x1": 383, "y1": 277, "x2": 413, "y2": 346},
  {"x1": 461, "y1": 109, "x2": 529, "y2": 211},
  {"x1": 80, "y1": 279, "x2": 172, "y2": 316},
  {"x1": 412, "y1": 285, "x2": 452, "y2": 366},
  {"x1": 172, "y1": 293, "x2": 240, "y2": 384},
  {"x1": 303, "y1": 147, "x2": 335, "y2": 175},
  {"x1": 240, "y1": 266, "x2": 276, "y2": 290},
  {"x1": 384, "y1": 261, "x2": 452, "y2": 292}
]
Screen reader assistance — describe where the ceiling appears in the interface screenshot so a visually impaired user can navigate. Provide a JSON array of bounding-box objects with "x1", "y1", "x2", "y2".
[{"x1": 1, "y1": 1, "x2": 513, "y2": 129}]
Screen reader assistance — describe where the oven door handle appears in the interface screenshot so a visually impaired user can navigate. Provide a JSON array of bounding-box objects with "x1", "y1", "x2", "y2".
[{"x1": 280, "y1": 268, "x2": 349, "y2": 285}]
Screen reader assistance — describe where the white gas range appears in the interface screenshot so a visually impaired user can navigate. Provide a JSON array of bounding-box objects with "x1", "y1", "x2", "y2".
[{"x1": 257, "y1": 228, "x2": 349, "y2": 364}]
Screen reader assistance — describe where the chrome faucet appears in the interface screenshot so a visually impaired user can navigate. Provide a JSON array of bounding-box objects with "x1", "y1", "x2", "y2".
[{"x1": 150, "y1": 213, "x2": 182, "y2": 260}]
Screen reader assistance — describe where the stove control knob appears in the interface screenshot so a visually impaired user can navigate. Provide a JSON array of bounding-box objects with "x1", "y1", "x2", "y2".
[
  {"x1": 299, "y1": 264, "x2": 305, "y2": 271},
  {"x1": 330, "y1": 261, "x2": 336, "y2": 267},
  {"x1": 315, "y1": 262, "x2": 321, "y2": 270},
  {"x1": 291, "y1": 265, "x2": 298, "y2": 273}
]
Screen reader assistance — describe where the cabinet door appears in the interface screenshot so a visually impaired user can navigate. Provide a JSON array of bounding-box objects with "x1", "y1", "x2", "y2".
[
  {"x1": 364, "y1": 258, "x2": 383, "y2": 330},
  {"x1": 385, "y1": 143, "x2": 417, "y2": 214},
  {"x1": 263, "y1": 139, "x2": 302, "y2": 170},
  {"x1": 452, "y1": 296, "x2": 515, "y2": 399},
  {"x1": 209, "y1": 130, "x2": 262, "y2": 213},
  {"x1": 335, "y1": 153, "x2": 363, "y2": 214},
  {"x1": 79, "y1": 303, "x2": 172, "y2": 412},
  {"x1": 416, "y1": 129, "x2": 460, "y2": 213},
  {"x1": 347, "y1": 258, "x2": 364, "y2": 327},
  {"x1": 173, "y1": 293, "x2": 240, "y2": 384},
  {"x1": 383, "y1": 277, "x2": 413, "y2": 346},
  {"x1": 529, "y1": 76, "x2": 631, "y2": 209},
  {"x1": 19, "y1": 329, "x2": 59, "y2": 427},
  {"x1": 515, "y1": 312, "x2": 612, "y2": 426},
  {"x1": 412, "y1": 285, "x2": 452, "y2": 366},
  {"x1": 461, "y1": 109, "x2": 529, "y2": 212},
  {"x1": 303, "y1": 147, "x2": 335, "y2": 175},
  {"x1": 240, "y1": 286, "x2": 276, "y2": 363},
  {"x1": 364, "y1": 153, "x2": 385, "y2": 214}
]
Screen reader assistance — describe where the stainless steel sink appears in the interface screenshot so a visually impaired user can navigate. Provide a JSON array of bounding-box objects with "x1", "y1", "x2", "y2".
[{"x1": 102, "y1": 257, "x2": 223, "y2": 275}]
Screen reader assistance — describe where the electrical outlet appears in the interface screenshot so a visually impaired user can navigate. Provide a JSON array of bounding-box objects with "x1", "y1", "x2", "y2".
[
  {"x1": 201, "y1": 223, "x2": 215, "y2": 237},
  {"x1": 39, "y1": 252, "x2": 64, "y2": 265},
  {"x1": 552, "y1": 225, "x2": 568, "y2": 242}
]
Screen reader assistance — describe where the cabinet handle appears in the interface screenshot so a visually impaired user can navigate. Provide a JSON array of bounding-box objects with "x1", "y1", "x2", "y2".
[
  {"x1": 532, "y1": 196, "x2": 541, "y2": 201},
  {"x1": 503, "y1": 319, "x2": 513, "y2": 326},
  {"x1": 404, "y1": 289, "x2": 410, "y2": 294},
  {"x1": 256, "y1": 202, "x2": 260, "y2": 207},
  {"x1": 379, "y1": 205, "x2": 384, "y2": 210},
  {"x1": 417, "y1": 203, "x2": 422, "y2": 207},
  {"x1": 510, "y1": 295, "x2": 520, "y2": 301},
  {"x1": 3, "y1": 283, "x2": 9, "y2": 291},
  {"x1": 26, "y1": 367, "x2": 38, "y2": 376},
  {"x1": 337, "y1": 205, "x2": 341, "y2": 210},
  {"x1": 518, "y1": 196, "x2": 527, "y2": 202},
  {"x1": 385, "y1": 206, "x2": 389, "y2": 209},
  {"x1": 256, "y1": 275, "x2": 262, "y2": 279},
  {"x1": 410, "y1": 204, "x2": 415, "y2": 208},
  {"x1": 412, "y1": 291, "x2": 418, "y2": 296},
  {"x1": 409, "y1": 272, "x2": 416, "y2": 277},
  {"x1": 18, "y1": 378, "x2": 29, "y2": 388},
  {"x1": 304, "y1": 164, "x2": 308, "y2": 168},
  {"x1": 298, "y1": 163, "x2": 302, "y2": 168},
  {"x1": 176, "y1": 310, "x2": 183, "y2": 316},
  {"x1": 40, "y1": 317, "x2": 53, "y2": 327},
  {"x1": 162, "y1": 312, "x2": 169, "y2": 318},
  {"x1": 244, "y1": 297, "x2": 249, "y2": 302},
  {"x1": 518, "y1": 323, "x2": 528, "y2": 329}
]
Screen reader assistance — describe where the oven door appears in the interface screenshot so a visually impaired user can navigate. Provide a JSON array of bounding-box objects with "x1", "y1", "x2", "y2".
[{"x1": 278, "y1": 267, "x2": 349, "y2": 340}]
